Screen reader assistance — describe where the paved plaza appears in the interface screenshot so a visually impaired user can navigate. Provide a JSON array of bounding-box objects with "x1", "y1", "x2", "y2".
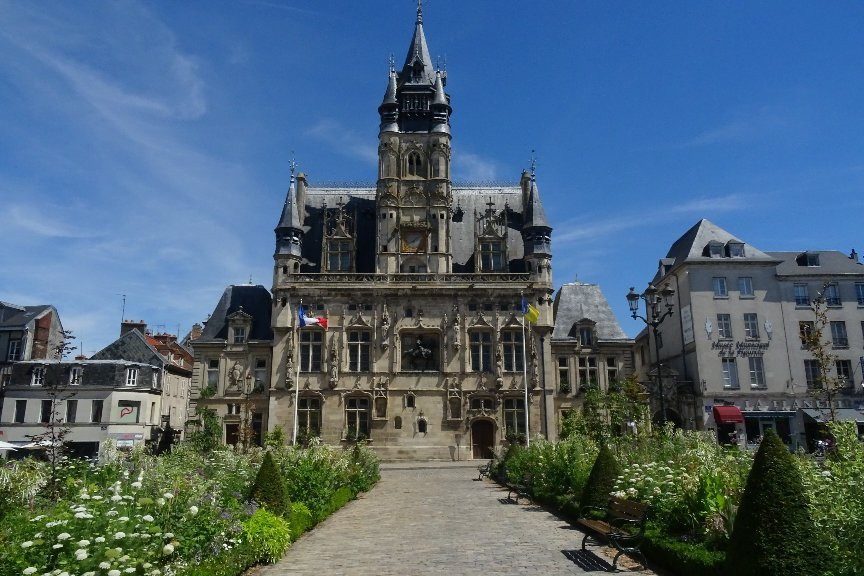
[{"x1": 259, "y1": 461, "x2": 657, "y2": 576}]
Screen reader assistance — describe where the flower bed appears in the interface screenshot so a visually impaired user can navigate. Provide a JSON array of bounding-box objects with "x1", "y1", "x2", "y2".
[
  {"x1": 0, "y1": 440, "x2": 379, "y2": 576},
  {"x1": 490, "y1": 422, "x2": 864, "y2": 575}
]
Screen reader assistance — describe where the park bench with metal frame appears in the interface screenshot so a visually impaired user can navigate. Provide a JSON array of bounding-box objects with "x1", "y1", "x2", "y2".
[
  {"x1": 576, "y1": 496, "x2": 650, "y2": 571},
  {"x1": 476, "y1": 461, "x2": 492, "y2": 480},
  {"x1": 506, "y1": 473, "x2": 532, "y2": 503}
]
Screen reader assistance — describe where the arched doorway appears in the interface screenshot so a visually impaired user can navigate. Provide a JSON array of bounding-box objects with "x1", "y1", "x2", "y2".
[
  {"x1": 471, "y1": 420, "x2": 495, "y2": 459},
  {"x1": 652, "y1": 408, "x2": 684, "y2": 429}
]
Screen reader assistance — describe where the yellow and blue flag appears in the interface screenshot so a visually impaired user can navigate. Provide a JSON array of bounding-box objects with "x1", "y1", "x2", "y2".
[{"x1": 521, "y1": 297, "x2": 539, "y2": 323}]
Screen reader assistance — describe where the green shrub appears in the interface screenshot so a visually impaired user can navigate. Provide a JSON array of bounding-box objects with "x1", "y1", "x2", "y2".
[
  {"x1": 242, "y1": 508, "x2": 293, "y2": 564},
  {"x1": 181, "y1": 546, "x2": 258, "y2": 576},
  {"x1": 328, "y1": 485, "x2": 355, "y2": 516},
  {"x1": 643, "y1": 525, "x2": 725, "y2": 576},
  {"x1": 580, "y1": 443, "x2": 621, "y2": 511},
  {"x1": 725, "y1": 429, "x2": 821, "y2": 575},
  {"x1": 287, "y1": 501, "x2": 313, "y2": 540},
  {"x1": 345, "y1": 441, "x2": 381, "y2": 493},
  {"x1": 249, "y1": 451, "x2": 290, "y2": 517}
]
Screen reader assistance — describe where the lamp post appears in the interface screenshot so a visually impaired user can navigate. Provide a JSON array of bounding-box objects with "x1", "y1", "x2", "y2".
[{"x1": 627, "y1": 283, "x2": 676, "y2": 426}]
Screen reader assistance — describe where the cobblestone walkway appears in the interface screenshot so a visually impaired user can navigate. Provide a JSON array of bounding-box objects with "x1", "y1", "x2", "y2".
[{"x1": 259, "y1": 461, "x2": 657, "y2": 576}]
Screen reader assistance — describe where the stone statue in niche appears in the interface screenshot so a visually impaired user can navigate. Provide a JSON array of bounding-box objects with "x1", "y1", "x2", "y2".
[
  {"x1": 705, "y1": 317, "x2": 713, "y2": 339},
  {"x1": 495, "y1": 347, "x2": 504, "y2": 388},
  {"x1": 230, "y1": 362, "x2": 242, "y2": 388},
  {"x1": 328, "y1": 342, "x2": 338, "y2": 388},
  {"x1": 381, "y1": 306, "x2": 391, "y2": 348},
  {"x1": 285, "y1": 351, "x2": 294, "y2": 389}
]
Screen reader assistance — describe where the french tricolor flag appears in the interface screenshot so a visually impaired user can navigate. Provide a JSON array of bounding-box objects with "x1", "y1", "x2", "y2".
[{"x1": 298, "y1": 305, "x2": 327, "y2": 329}]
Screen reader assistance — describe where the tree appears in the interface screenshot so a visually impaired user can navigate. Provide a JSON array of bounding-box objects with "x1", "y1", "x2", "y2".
[
  {"x1": 580, "y1": 443, "x2": 621, "y2": 511},
  {"x1": 26, "y1": 329, "x2": 76, "y2": 497},
  {"x1": 725, "y1": 429, "x2": 821, "y2": 575},
  {"x1": 249, "y1": 451, "x2": 290, "y2": 517},
  {"x1": 800, "y1": 286, "x2": 846, "y2": 422}
]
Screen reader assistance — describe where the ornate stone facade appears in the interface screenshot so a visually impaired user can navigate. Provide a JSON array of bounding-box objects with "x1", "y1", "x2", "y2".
[{"x1": 268, "y1": 6, "x2": 555, "y2": 460}]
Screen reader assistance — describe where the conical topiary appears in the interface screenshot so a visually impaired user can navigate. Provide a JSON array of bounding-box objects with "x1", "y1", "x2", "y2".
[
  {"x1": 725, "y1": 429, "x2": 821, "y2": 575},
  {"x1": 248, "y1": 451, "x2": 290, "y2": 517},
  {"x1": 580, "y1": 444, "x2": 621, "y2": 511}
]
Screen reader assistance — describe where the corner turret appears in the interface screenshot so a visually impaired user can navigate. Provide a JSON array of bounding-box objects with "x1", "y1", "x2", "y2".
[{"x1": 520, "y1": 169, "x2": 553, "y2": 284}]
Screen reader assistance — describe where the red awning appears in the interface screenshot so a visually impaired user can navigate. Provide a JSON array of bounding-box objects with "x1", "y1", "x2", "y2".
[{"x1": 713, "y1": 405, "x2": 744, "y2": 424}]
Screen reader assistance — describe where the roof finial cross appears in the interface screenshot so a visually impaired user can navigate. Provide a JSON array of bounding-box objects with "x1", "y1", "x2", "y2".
[
  {"x1": 388, "y1": 53, "x2": 395, "y2": 74},
  {"x1": 289, "y1": 151, "x2": 297, "y2": 181}
]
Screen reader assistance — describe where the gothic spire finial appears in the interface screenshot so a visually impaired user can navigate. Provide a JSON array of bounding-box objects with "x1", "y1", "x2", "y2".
[
  {"x1": 388, "y1": 53, "x2": 395, "y2": 74},
  {"x1": 289, "y1": 151, "x2": 297, "y2": 180},
  {"x1": 530, "y1": 149, "x2": 537, "y2": 181},
  {"x1": 417, "y1": 0, "x2": 423, "y2": 24}
]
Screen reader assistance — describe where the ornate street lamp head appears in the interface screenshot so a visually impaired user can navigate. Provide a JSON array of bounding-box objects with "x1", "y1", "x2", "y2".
[{"x1": 626, "y1": 287, "x2": 640, "y2": 317}]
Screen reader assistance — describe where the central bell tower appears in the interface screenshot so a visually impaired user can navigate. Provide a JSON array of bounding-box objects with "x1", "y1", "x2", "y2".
[{"x1": 376, "y1": 2, "x2": 453, "y2": 274}]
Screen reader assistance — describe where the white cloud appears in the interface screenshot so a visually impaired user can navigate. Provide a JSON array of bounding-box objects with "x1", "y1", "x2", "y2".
[
  {"x1": 452, "y1": 152, "x2": 497, "y2": 182},
  {"x1": 305, "y1": 118, "x2": 378, "y2": 164},
  {"x1": 554, "y1": 193, "x2": 746, "y2": 245}
]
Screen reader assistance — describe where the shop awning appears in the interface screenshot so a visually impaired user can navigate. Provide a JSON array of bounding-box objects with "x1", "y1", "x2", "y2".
[
  {"x1": 713, "y1": 405, "x2": 744, "y2": 424},
  {"x1": 801, "y1": 408, "x2": 864, "y2": 424}
]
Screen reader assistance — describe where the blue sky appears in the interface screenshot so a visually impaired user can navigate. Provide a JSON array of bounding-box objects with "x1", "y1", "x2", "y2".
[{"x1": 1, "y1": 1, "x2": 862, "y2": 355}]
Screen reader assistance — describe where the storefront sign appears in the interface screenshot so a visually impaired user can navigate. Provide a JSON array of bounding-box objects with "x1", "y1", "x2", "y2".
[{"x1": 711, "y1": 340, "x2": 769, "y2": 357}]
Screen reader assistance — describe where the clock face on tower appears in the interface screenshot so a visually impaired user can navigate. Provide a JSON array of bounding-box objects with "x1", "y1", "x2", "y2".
[{"x1": 401, "y1": 229, "x2": 426, "y2": 253}]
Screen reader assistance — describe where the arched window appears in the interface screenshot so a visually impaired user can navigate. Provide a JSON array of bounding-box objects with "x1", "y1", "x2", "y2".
[
  {"x1": 418, "y1": 418, "x2": 428, "y2": 434},
  {"x1": 407, "y1": 151, "x2": 423, "y2": 177}
]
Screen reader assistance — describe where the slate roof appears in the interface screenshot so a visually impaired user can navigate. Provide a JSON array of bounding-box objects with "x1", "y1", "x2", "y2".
[
  {"x1": 0, "y1": 303, "x2": 53, "y2": 330},
  {"x1": 664, "y1": 219, "x2": 774, "y2": 263},
  {"x1": 296, "y1": 186, "x2": 529, "y2": 273},
  {"x1": 552, "y1": 283, "x2": 630, "y2": 341},
  {"x1": 90, "y1": 329, "x2": 164, "y2": 367},
  {"x1": 198, "y1": 285, "x2": 273, "y2": 343},
  {"x1": 522, "y1": 177, "x2": 550, "y2": 230},
  {"x1": 770, "y1": 250, "x2": 864, "y2": 276}
]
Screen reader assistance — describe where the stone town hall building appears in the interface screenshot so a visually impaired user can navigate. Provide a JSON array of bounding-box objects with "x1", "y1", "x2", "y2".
[{"x1": 190, "y1": 6, "x2": 564, "y2": 460}]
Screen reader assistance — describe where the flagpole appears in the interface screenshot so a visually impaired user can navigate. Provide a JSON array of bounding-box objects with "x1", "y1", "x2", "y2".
[
  {"x1": 292, "y1": 300, "x2": 302, "y2": 445},
  {"x1": 521, "y1": 292, "x2": 530, "y2": 447}
]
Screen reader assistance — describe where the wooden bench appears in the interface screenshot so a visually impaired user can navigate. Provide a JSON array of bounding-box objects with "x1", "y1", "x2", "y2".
[
  {"x1": 476, "y1": 461, "x2": 492, "y2": 480},
  {"x1": 576, "y1": 497, "x2": 650, "y2": 571},
  {"x1": 506, "y1": 473, "x2": 532, "y2": 503}
]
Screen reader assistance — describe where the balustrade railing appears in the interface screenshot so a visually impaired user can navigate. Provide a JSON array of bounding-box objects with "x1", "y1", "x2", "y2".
[{"x1": 280, "y1": 273, "x2": 532, "y2": 284}]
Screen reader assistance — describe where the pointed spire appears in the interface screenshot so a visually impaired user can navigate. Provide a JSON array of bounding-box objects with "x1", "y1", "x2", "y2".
[
  {"x1": 524, "y1": 178, "x2": 550, "y2": 230},
  {"x1": 432, "y1": 70, "x2": 447, "y2": 106},
  {"x1": 522, "y1": 158, "x2": 549, "y2": 231},
  {"x1": 276, "y1": 161, "x2": 302, "y2": 232},
  {"x1": 401, "y1": 0, "x2": 435, "y2": 85},
  {"x1": 382, "y1": 67, "x2": 398, "y2": 105}
]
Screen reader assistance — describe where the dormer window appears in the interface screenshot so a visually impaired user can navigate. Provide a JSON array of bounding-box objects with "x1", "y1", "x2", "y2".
[
  {"x1": 233, "y1": 327, "x2": 246, "y2": 344},
  {"x1": 706, "y1": 241, "x2": 724, "y2": 258},
  {"x1": 796, "y1": 252, "x2": 820, "y2": 267},
  {"x1": 125, "y1": 367, "x2": 138, "y2": 387},
  {"x1": 328, "y1": 239, "x2": 352, "y2": 271},
  {"x1": 479, "y1": 240, "x2": 505, "y2": 272},
  {"x1": 31, "y1": 366, "x2": 45, "y2": 387},
  {"x1": 579, "y1": 327, "x2": 594, "y2": 347},
  {"x1": 726, "y1": 242, "x2": 745, "y2": 258}
]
